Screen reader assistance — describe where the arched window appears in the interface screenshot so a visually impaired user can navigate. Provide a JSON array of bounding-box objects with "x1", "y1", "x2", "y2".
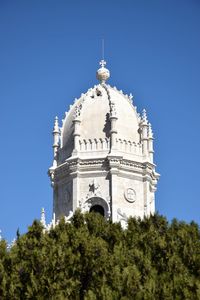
[{"x1": 90, "y1": 204, "x2": 105, "y2": 217}]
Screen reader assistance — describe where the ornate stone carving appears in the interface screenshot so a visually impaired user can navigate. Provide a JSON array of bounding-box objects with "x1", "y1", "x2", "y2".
[
  {"x1": 84, "y1": 179, "x2": 102, "y2": 200},
  {"x1": 48, "y1": 168, "x2": 55, "y2": 187},
  {"x1": 110, "y1": 101, "x2": 117, "y2": 117},
  {"x1": 74, "y1": 104, "x2": 82, "y2": 119},
  {"x1": 129, "y1": 93, "x2": 133, "y2": 102},
  {"x1": 117, "y1": 208, "x2": 128, "y2": 221},
  {"x1": 96, "y1": 87, "x2": 102, "y2": 96},
  {"x1": 79, "y1": 199, "x2": 92, "y2": 211},
  {"x1": 89, "y1": 179, "x2": 100, "y2": 194},
  {"x1": 80, "y1": 195, "x2": 111, "y2": 220},
  {"x1": 117, "y1": 209, "x2": 128, "y2": 229},
  {"x1": 96, "y1": 60, "x2": 110, "y2": 83},
  {"x1": 124, "y1": 188, "x2": 136, "y2": 203}
]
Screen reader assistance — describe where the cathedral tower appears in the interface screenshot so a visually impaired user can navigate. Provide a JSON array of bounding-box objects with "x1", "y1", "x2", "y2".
[{"x1": 48, "y1": 60, "x2": 159, "y2": 226}]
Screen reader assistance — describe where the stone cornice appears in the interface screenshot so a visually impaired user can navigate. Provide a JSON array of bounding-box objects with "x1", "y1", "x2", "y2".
[
  {"x1": 51, "y1": 155, "x2": 159, "y2": 186},
  {"x1": 53, "y1": 156, "x2": 108, "y2": 181}
]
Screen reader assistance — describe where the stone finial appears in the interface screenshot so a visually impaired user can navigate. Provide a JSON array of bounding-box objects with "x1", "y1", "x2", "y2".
[
  {"x1": 148, "y1": 123, "x2": 154, "y2": 139},
  {"x1": 53, "y1": 116, "x2": 59, "y2": 134},
  {"x1": 53, "y1": 116, "x2": 60, "y2": 144},
  {"x1": 100, "y1": 59, "x2": 106, "y2": 68},
  {"x1": 129, "y1": 93, "x2": 133, "y2": 102},
  {"x1": 40, "y1": 208, "x2": 46, "y2": 227},
  {"x1": 96, "y1": 60, "x2": 110, "y2": 83},
  {"x1": 52, "y1": 116, "x2": 60, "y2": 166},
  {"x1": 148, "y1": 122, "x2": 154, "y2": 162},
  {"x1": 142, "y1": 109, "x2": 148, "y2": 124}
]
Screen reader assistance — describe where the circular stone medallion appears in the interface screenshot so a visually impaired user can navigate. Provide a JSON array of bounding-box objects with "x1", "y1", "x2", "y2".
[{"x1": 124, "y1": 188, "x2": 136, "y2": 203}]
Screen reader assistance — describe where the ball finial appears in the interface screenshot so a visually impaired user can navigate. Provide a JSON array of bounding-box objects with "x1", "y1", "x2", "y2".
[{"x1": 96, "y1": 60, "x2": 110, "y2": 83}]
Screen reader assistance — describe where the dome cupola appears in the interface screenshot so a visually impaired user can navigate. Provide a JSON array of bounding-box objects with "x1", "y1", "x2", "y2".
[{"x1": 48, "y1": 59, "x2": 160, "y2": 226}]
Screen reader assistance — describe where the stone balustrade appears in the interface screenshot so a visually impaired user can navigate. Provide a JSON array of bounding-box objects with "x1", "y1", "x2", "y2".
[
  {"x1": 79, "y1": 138, "x2": 110, "y2": 151},
  {"x1": 78, "y1": 137, "x2": 143, "y2": 155},
  {"x1": 115, "y1": 138, "x2": 142, "y2": 155}
]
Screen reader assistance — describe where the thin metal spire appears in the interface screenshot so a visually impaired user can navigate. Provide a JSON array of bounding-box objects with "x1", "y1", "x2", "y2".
[
  {"x1": 99, "y1": 38, "x2": 106, "y2": 68},
  {"x1": 96, "y1": 38, "x2": 110, "y2": 82},
  {"x1": 102, "y1": 38, "x2": 104, "y2": 61}
]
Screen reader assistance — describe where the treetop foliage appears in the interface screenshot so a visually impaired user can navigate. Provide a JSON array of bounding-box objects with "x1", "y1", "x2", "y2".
[{"x1": 0, "y1": 211, "x2": 200, "y2": 299}]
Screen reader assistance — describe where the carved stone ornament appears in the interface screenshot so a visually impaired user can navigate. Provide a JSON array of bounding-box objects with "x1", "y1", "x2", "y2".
[
  {"x1": 79, "y1": 199, "x2": 92, "y2": 211},
  {"x1": 124, "y1": 188, "x2": 136, "y2": 203},
  {"x1": 74, "y1": 104, "x2": 82, "y2": 119},
  {"x1": 85, "y1": 179, "x2": 102, "y2": 199},
  {"x1": 117, "y1": 208, "x2": 128, "y2": 221},
  {"x1": 110, "y1": 101, "x2": 117, "y2": 117}
]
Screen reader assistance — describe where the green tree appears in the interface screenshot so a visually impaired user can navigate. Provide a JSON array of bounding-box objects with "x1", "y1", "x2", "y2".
[{"x1": 0, "y1": 212, "x2": 199, "y2": 299}]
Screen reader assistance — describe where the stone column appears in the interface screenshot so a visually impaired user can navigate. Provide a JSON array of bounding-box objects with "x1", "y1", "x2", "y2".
[
  {"x1": 52, "y1": 116, "x2": 60, "y2": 167},
  {"x1": 72, "y1": 117, "x2": 81, "y2": 155},
  {"x1": 72, "y1": 175, "x2": 79, "y2": 212},
  {"x1": 108, "y1": 155, "x2": 121, "y2": 222},
  {"x1": 143, "y1": 178, "x2": 150, "y2": 217},
  {"x1": 109, "y1": 101, "x2": 118, "y2": 150},
  {"x1": 148, "y1": 123, "x2": 154, "y2": 163},
  {"x1": 150, "y1": 194, "x2": 155, "y2": 215},
  {"x1": 141, "y1": 109, "x2": 148, "y2": 156}
]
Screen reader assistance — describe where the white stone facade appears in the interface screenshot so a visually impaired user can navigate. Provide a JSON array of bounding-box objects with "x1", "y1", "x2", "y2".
[{"x1": 48, "y1": 61, "x2": 159, "y2": 226}]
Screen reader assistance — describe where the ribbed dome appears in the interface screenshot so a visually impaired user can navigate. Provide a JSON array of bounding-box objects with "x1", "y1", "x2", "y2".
[
  {"x1": 59, "y1": 83, "x2": 140, "y2": 162},
  {"x1": 49, "y1": 61, "x2": 159, "y2": 227}
]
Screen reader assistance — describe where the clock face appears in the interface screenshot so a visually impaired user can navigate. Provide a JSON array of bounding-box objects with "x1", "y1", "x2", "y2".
[{"x1": 124, "y1": 188, "x2": 136, "y2": 203}]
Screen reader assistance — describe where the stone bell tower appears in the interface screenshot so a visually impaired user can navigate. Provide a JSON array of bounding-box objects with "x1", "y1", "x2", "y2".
[{"x1": 48, "y1": 60, "x2": 159, "y2": 227}]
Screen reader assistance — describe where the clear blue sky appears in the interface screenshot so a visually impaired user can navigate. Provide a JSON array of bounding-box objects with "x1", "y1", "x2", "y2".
[{"x1": 0, "y1": 0, "x2": 200, "y2": 241}]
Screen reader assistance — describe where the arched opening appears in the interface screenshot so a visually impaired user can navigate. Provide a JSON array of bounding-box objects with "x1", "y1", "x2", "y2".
[{"x1": 90, "y1": 204, "x2": 105, "y2": 217}]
